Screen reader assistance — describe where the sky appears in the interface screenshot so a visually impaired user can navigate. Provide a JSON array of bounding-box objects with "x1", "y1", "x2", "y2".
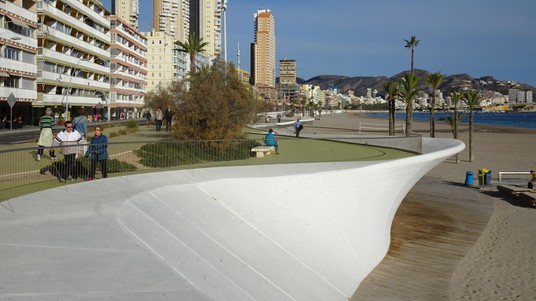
[{"x1": 103, "y1": 0, "x2": 536, "y2": 87}]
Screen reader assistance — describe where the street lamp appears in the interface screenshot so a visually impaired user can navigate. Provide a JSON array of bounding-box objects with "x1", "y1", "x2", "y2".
[{"x1": 221, "y1": 0, "x2": 227, "y2": 63}]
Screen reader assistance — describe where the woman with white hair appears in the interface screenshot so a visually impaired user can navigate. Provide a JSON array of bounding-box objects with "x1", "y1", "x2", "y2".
[{"x1": 36, "y1": 108, "x2": 56, "y2": 161}]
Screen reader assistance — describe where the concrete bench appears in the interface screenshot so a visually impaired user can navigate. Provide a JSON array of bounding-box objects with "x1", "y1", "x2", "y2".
[
  {"x1": 251, "y1": 146, "x2": 275, "y2": 158},
  {"x1": 498, "y1": 171, "x2": 531, "y2": 181}
]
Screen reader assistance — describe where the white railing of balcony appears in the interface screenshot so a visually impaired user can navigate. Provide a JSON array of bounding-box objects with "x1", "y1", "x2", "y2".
[
  {"x1": 42, "y1": 49, "x2": 109, "y2": 74},
  {"x1": 42, "y1": 5, "x2": 109, "y2": 44},
  {"x1": 0, "y1": 29, "x2": 37, "y2": 49},
  {"x1": 66, "y1": 0, "x2": 110, "y2": 29},
  {"x1": 5, "y1": 1, "x2": 38, "y2": 23},
  {"x1": 43, "y1": 27, "x2": 109, "y2": 58},
  {"x1": 0, "y1": 87, "x2": 37, "y2": 100},
  {"x1": 0, "y1": 58, "x2": 38, "y2": 74}
]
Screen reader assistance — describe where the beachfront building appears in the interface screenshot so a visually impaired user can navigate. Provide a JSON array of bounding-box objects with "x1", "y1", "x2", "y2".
[
  {"x1": 189, "y1": 0, "x2": 223, "y2": 58},
  {"x1": 279, "y1": 59, "x2": 296, "y2": 86},
  {"x1": 144, "y1": 30, "x2": 175, "y2": 92},
  {"x1": 251, "y1": 9, "x2": 276, "y2": 100},
  {"x1": 0, "y1": 0, "x2": 38, "y2": 126},
  {"x1": 111, "y1": 0, "x2": 139, "y2": 29},
  {"x1": 36, "y1": 0, "x2": 111, "y2": 121},
  {"x1": 108, "y1": 16, "x2": 147, "y2": 119},
  {"x1": 152, "y1": 0, "x2": 189, "y2": 41}
]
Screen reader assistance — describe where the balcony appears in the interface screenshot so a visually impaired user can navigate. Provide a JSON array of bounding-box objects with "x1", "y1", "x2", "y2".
[
  {"x1": 41, "y1": 26, "x2": 109, "y2": 58},
  {"x1": 0, "y1": 58, "x2": 38, "y2": 75},
  {"x1": 0, "y1": 87, "x2": 37, "y2": 100},
  {"x1": 41, "y1": 49, "x2": 110, "y2": 74},
  {"x1": 5, "y1": 1, "x2": 38, "y2": 23}
]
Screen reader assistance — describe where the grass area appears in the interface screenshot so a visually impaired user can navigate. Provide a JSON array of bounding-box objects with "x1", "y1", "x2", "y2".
[{"x1": 1, "y1": 125, "x2": 414, "y2": 203}]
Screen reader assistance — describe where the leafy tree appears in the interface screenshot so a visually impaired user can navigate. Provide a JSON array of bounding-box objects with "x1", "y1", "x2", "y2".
[
  {"x1": 144, "y1": 82, "x2": 183, "y2": 112},
  {"x1": 173, "y1": 60, "x2": 258, "y2": 140},
  {"x1": 464, "y1": 90, "x2": 483, "y2": 162},
  {"x1": 175, "y1": 32, "x2": 209, "y2": 74},
  {"x1": 426, "y1": 72, "x2": 445, "y2": 137},
  {"x1": 382, "y1": 81, "x2": 400, "y2": 136},
  {"x1": 399, "y1": 73, "x2": 420, "y2": 137},
  {"x1": 404, "y1": 35, "x2": 420, "y2": 74}
]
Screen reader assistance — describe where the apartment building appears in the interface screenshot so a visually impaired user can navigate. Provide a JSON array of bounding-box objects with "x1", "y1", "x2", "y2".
[
  {"x1": 109, "y1": 15, "x2": 146, "y2": 119},
  {"x1": 145, "y1": 30, "x2": 175, "y2": 92},
  {"x1": 111, "y1": 0, "x2": 138, "y2": 29},
  {"x1": 153, "y1": 0, "x2": 189, "y2": 41},
  {"x1": 279, "y1": 59, "x2": 296, "y2": 86},
  {"x1": 36, "y1": 0, "x2": 111, "y2": 121},
  {"x1": 189, "y1": 0, "x2": 222, "y2": 57},
  {"x1": 0, "y1": 0, "x2": 38, "y2": 126},
  {"x1": 251, "y1": 9, "x2": 276, "y2": 100}
]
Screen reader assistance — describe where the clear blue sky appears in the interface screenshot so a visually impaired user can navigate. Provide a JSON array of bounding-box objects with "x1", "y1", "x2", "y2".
[{"x1": 104, "y1": 0, "x2": 536, "y2": 87}]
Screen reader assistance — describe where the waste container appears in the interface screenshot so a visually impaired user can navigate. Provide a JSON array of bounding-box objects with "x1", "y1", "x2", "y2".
[
  {"x1": 485, "y1": 170, "x2": 492, "y2": 186},
  {"x1": 465, "y1": 171, "x2": 474, "y2": 186},
  {"x1": 478, "y1": 168, "x2": 489, "y2": 186}
]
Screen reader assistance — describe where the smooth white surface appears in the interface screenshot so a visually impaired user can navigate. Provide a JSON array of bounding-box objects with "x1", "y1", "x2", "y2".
[{"x1": 0, "y1": 137, "x2": 463, "y2": 301}]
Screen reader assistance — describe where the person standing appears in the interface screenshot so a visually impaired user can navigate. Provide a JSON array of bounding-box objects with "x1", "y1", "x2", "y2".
[
  {"x1": 293, "y1": 118, "x2": 303, "y2": 138},
  {"x1": 164, "y1": 107, "x2": 173, "y2": 131},
  {"x1": 53, "y1": 121, "x2": 83, "y2": 182},
  {"x1": 264, "y1": 128, "x2": 279, "y2": 154},
  {"x1": 36, "y1": 108, "x2": 56, "y2": 161},
  {"x1": 144, "y1": 110, "x2": 151, "y2": 125},
  {"x1": 155, "y1": 107, "x2": 164, "y2": 131},
  {"x1": 277, "y1": 113, "x2": 282, "y2": 123},
  {"x1": 72, "y1": 108, "x2": 88, "y2": 138},
  {"x1": 85, "y1": 126, "x2": 108, "y2": 181}
]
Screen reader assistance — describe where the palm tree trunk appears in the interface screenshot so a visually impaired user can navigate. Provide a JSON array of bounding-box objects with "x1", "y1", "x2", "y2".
[
  {"x1": 469, "y1": 110, "x2": 475, "y2": 162},
  {"x1": 410, "y1": 49, "x2": 414, "y2": 74},
  {"x1": 190, "y1": 53, "x2": 196, "y2": 74},
  {"x1": 405, "y1": 105, "x2": 412, "y2": 137},
  {"x1": 389, "y1": 101, "x2": 395, "y2": 136},
  {"x1": 430, "y1": 95, "x2": 436, "y2": 137}
]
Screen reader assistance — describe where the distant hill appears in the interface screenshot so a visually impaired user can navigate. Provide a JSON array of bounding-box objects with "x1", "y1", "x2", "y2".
[{"x1": 295, "y1": 69, "x2": 536, "y2": 97}]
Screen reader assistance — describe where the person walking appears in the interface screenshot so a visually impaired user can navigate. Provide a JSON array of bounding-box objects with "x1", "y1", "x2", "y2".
[
  {"x1": 293, "y1": 118, "x2": 303, "y2": 138},
  {"x1": 144, "y1": 110, "x2": 151, "y2": 125},
  {"x1": 155, "y1": 107, "x2": 164, "y2": 131},
  {"x1": 164, "y1": 107, "x2": 173, "y2": 132},
  {"x1": 36, "y1": 108, "x2": 56, "y2": 161},
  {"x1": 277, "y1": 113, "x2": 282, "y2": 123},
  {"x1": 264, "y1": 128, "x2": 279, "y2": 154},
  {"x1": 53, "y1": 121, "x2": 83, "y2": 182},
  {"x1": 85, "y1": 126, "x2": 108, "y2": 181}
]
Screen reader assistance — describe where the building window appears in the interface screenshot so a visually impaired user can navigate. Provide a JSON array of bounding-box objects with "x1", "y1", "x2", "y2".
[
  {"x1": 4, "y1": 47, "x2": 20, "y2": 61},
  {"x1": 3, "y1": 76, "x2": 20, "y2": 88}
]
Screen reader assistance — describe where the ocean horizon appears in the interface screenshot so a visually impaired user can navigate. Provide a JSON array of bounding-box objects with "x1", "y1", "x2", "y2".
[{"x1": 364, "y1": 111, "x2": 536, "y2": 130}]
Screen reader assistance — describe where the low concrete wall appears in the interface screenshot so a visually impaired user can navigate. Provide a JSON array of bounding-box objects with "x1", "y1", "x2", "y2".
[{"x1": 117, "y1": 138, "x2": 464, "y2": 300}]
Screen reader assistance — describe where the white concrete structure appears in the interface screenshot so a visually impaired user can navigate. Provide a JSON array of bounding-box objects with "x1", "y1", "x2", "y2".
[{"x1": 0, "y1": 137, "x2": 464, "y2": 300}]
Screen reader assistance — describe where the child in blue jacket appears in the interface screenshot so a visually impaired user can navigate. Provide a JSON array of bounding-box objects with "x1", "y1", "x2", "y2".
[{"x1": 85, "y1": 126, "x2": 108, "y2": 180}]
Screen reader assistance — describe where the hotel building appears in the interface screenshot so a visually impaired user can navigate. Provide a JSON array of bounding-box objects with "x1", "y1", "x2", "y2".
[
  {"x1": 109, "y1": 15, "x2": 147, "y2": 119},
  {"x1": 36, "y1": 0, "x2": 111, "y2": 120},
  {"x1": 251, "y1": 9, "x2": 276, "y2": 100},
  {"x1": 0, "y1": 0, "x2": 38, "y2": 126}
]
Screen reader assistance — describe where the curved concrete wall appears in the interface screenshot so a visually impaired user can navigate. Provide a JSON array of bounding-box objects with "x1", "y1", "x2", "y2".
[{"x1": 117, "y1": 138, "x2": 464, "y2": 301}]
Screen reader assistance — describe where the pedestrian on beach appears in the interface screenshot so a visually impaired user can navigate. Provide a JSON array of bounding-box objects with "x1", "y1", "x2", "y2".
[
  {"x1": 264, "y1": 128, "x2": 279, "y2": 154},
  {"x1": 85, "y1": 126, "x2": 108, "y2": 181},
  {"x1": 53, "y1": 121, "x2": 83, "y2": 182},
  {"x1": 155, "y1": 107, "x2": 164, "y2": 131},
  {"x1": 36, "y1": 108, "x2": 56, "y2": 161},
  {"x1": 293, "y1": 118, "x2": 303, "y2": 138},
  {"x1": 164, "y1": 107, "x2": 173, "y2": 132}
]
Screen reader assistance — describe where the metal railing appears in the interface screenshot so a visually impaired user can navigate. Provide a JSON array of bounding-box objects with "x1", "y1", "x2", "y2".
[{"x1": 0, "y1": 136, "x2": 419, "y2": 203}]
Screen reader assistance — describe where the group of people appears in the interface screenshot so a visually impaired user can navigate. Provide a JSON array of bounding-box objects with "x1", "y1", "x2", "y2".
[
  {"x1": 262, "y1": 118, "x2": 305, "y2": 155},
  {"x1": 37, "y1": 108, "x2": 109, "y2": 183},
  {"x1": 148, "y1": 107, "x2": 173, "y2": 132}
]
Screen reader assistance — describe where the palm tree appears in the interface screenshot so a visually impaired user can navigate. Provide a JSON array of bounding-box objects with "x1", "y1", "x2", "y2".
[
  {"x1": 175, "y1": 32, "x2": 209, "y2": 74},
  {"x1": 399, "y1": 73, "x2": 420, "y2": 137},
  {"x1": 464, "y1": 90, "x2": 483, "y2": 162},
  {"x1": 448, "y1": 91, "x2": 464, "y2": 163},
  {"x1": 382, "y1": 81, "x2": 400, "y2": 136},
  {"x1": 404, "y1": 36, "x2": 420, "y2": 74},
  {"x1": 426, "y1": 72, "x2": 445, "y2": 137}
]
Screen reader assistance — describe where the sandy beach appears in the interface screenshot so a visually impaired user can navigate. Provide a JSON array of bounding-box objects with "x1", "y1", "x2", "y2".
[{"x1": 305, "y1": 112, "x2": 536, "y2": 300}]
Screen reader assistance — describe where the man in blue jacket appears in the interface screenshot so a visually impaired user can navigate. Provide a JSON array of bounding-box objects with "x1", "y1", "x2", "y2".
[
  {"x1": 85, "y1": 126, "x2": 108, "y2": 180},
  {"x1": 264, "y1": 128, "x2": 279, "y2": 154}
]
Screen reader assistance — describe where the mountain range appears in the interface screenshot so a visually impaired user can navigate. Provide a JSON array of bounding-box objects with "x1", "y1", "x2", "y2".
[{"x1": 296, "y1": 69, "x2": 536, "y2": 97}]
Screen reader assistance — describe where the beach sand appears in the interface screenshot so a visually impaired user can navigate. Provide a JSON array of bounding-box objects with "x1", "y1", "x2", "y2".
[{"x1": 303, "y1": 112, "x2": 536, "y2": 300}]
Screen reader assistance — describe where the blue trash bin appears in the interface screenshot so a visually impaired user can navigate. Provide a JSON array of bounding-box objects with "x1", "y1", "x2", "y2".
[
  {"x1": 465, "y1": 171, "x2": 474, "y2": 186},
  {"x1": 485, "y1": 170, "x2": 492, "y2": 186}
]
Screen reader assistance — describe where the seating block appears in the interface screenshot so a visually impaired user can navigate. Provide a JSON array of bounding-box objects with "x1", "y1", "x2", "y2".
[{"x1": 251, "y1": 146, "x2": 275, "y2": 158}]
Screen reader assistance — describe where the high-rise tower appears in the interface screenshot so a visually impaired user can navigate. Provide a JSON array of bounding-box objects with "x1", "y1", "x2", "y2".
[
  {"x1": 251, "y1": 9, "x2": 276, "y2": 99},
  {"x1": 112, "y1": 0, "x2": 139, "y2": 29},
  {"x1": 189, "y1": 0, "x2": 223, "y2": 57},
  {"x1": 153, "y1": 0, "x2": 189, "y2": 41}
]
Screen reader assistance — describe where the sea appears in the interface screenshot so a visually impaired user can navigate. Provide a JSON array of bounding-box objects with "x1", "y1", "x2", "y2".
[{"x1": 364, "y1": 111, "x2": 536, "y2": 130}]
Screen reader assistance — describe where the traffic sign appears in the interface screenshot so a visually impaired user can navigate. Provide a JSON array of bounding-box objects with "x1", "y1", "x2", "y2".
[{"x1": 7, "y1": 93, "x2": 16, "y2": 108}]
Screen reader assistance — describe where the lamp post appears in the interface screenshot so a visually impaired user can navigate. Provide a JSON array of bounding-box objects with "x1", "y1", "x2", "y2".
[{"x1": 222, "y1": 0, "x2": 227, "y2": 63}]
